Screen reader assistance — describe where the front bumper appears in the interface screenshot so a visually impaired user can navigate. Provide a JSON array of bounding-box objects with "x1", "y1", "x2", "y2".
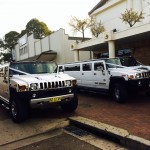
[
  {"x1": 16, "y1": 87, "x2": 76, "y2": 108},
  {"x1": 127, "y1": 78, "x2": 150, "y2": 92},
  {"x1": 30, "y1": 93, "x2": 74, "y2": 108}
]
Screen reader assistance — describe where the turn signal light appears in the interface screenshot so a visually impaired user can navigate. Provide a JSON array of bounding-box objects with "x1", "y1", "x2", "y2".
[
  {"x1": 19, "y1": 85, "x2": 27, "y2": 91},
  {"x1": 72, "y1": 80, "x2": 77, "y2": 87}
]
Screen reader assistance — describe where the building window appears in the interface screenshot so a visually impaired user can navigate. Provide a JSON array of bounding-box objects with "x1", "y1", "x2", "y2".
[{"x1": 19, "y1": 46, "x2": 27, "y2": 55}]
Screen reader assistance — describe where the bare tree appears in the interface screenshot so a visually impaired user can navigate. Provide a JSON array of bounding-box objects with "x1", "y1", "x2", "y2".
[
  {"x1": 90, "y1": 21, "x2": 105, "y2": 38},
  {"x1": 69, "y1": 16, "x2": 94, "y2": 41},
  {"x1": 120, "y1": 9, "x2": 144, "y2": 27}
]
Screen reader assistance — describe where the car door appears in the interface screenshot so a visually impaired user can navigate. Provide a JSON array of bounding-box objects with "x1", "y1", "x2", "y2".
[
  {"x1": 93, "y1": 61, "x2": 108, "y2": 89},
  {"x1": 81, "y1": 62, "x2": 93, "y2": 87}
]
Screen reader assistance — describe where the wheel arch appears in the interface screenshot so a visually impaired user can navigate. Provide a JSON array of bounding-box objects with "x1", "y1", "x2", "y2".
[{"x1": 109, "y1": 76, "x2": 126, "y2": 92}]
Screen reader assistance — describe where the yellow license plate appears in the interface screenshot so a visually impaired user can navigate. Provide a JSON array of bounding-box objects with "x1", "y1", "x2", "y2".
[{"x1": 49, "y1": 96, "x2": 61, "y2": 103}]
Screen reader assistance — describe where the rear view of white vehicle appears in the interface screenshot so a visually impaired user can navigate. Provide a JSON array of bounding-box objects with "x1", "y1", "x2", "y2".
[
  {"x1": 0, "y1": 61, "x2": 78, "y2": 123},
  {"x1": 58, "y1": 57, "x2": 150, "y2": 103}
]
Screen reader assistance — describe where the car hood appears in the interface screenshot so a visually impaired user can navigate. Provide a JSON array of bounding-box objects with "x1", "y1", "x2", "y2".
[
  {"x1": 109, "y1": 66, "x2": 150, "y2": 74},
  {"x1": 11, "y1": 73, "x2": 75, "y2": 84}
]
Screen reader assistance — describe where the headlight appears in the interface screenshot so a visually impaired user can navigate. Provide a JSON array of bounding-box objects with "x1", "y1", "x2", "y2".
[
  {"x1": 66, "y1": 80, "x2": 71, "y2": 86},
  {"x1": 30, "y1": 83, "x2": 38, "y2": 90},
  {"x1": 128, "y1": 74, "x2": 135, "y2": 80},
  {"x1": 135, "y1": 73, "x2": 141, "y2": 79},
  {"x1": 18, "y1": 85, "x2": 27, "y2": 92}
]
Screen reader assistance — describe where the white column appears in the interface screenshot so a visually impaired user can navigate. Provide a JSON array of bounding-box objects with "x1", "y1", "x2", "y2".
[
  {"x1": 108, "y1": 40, "x2": 115, "y2": 58},
  {"x1": 127, "y1": 0, "x2": 133, "y2": 9},
  {"x1": 90, "y1": 51, "x2": 94, "y2": 59},
  {"x1": 74, "y1": 50, "x2": 79, "y2": 62}
]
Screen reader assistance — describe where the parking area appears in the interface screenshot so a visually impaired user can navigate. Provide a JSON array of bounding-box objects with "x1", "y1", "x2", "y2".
[
  {"x1": 76, "y1": 91, "x2": 150, "y2": 141},
  {"x1": 0, "y1": 91, "x2": 149, "y2": 146}
]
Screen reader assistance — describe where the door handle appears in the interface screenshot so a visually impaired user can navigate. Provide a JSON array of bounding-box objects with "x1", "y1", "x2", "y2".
[
  {"x1": 94, "y1": 73, "x2": 96, "y2": 75},
  {"x1": 82, "y1": 73, "x2": 84, "y2": 75}
]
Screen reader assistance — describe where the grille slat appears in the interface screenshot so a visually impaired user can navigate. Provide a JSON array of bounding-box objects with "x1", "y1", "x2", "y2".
[
  {"x1": 140, "y1": 72, "x2": 150, "y2": 78},
  {"x1": 39, "y1": 81, "x2": 65, "y2": 90}
]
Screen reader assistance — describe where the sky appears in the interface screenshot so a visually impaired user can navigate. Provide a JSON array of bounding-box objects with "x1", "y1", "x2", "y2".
[{"x1": 0, "y1": 0, "x2": 100, "y2": 39}]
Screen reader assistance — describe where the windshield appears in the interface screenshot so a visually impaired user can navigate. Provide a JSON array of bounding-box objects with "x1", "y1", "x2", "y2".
[
  {"x1": 10, "y1": 61, "x2": 57, "y2": 75},
  {"x1": 120, "y1": 57, "x2": 141, "y2": 66},
  {"x1": 105, "y1": 57, "x2": 141, "y2": 68}
]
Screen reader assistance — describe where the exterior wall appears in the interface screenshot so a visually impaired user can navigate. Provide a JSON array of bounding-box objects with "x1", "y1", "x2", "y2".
[
  {"x1": 95, "y1": 0, "x2": 127, "y2": 32},
  {"x1": 41, "y1": 36, "x2": 50, "y2": 52},
  {"x1": 116, "y1": 39, "x2": 150, "y2": 65},
  {"x1": 91, "y1": 0, "x2": 150, "y2": 33},
  {"x1": 14, "y1": 28, "x2": 90, "y2": 64},
  {"x1": 143, "y1": 0, "x2": 150, "y2": 23},
  {"x1": 28, "y1": 34, "x2": 35, "y2": 58},
  {"x1": 49, "y1": 29, "x2": 65, "y2": 64},
  {"x1": 134, "y1": 43, "x2": 150, "y2": 65},
  {"x1": 35, "y1": 40, "x2": 41, "y2": 55},
  {"x1": 14, "y1": 44, "x2": 19, "y2": 61}
]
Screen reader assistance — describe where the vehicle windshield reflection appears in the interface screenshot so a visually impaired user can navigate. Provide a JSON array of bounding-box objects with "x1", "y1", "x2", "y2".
[{"x1": 10, "y1": 62, "x2": 57, "y2": 75}]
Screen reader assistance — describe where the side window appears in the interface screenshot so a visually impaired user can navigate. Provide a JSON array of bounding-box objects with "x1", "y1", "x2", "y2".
[
  {"x1": 82, "y1": 63, "x2": 92, "y2": 71},
  {"x1": 58, "y1": 66, "x2": 63, "y2": 72},
  {"x1": 65, "y1": 64, "x2": 80, "y2": 71},
  {"x1": 94, "y1": 62, "x2": 104, "y2": 71}
]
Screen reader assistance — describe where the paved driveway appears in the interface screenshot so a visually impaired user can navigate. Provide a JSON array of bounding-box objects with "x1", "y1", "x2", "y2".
[{"x1": 75, "y1": 91, "x2": 150, "y2": 141}]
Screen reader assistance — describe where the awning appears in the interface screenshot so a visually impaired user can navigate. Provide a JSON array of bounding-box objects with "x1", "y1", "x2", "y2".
[
  {"x1": 36, "y1": 50, "x2": 57, "y2": 61},
  {"x1": 22, "y1": 50, "x2": 57, "y2": 61}
]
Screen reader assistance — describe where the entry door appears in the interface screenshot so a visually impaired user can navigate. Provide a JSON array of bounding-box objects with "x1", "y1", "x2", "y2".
[
  {"x1": 81, "y1": 63, "x2": 93, "y2": 87},
  {"x1": 93, "y1": 61, "x2": 108, "y2": 89}
]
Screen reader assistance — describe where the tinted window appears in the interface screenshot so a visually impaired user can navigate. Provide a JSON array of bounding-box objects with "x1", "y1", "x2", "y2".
[
  {"x1": 94, "y1": 62, "x2": 104, "y2": 70},
  {"x1": 82, "y1": 63, "x2": 92, "y2": 71},
  {"x1": 65, "y1": 64, "x2": 80, "y2": 71}
]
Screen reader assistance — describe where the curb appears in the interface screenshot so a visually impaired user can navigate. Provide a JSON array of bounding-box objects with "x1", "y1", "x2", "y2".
[{"x1": 68, "y1": 116, "x2": 150, "y2": 150}]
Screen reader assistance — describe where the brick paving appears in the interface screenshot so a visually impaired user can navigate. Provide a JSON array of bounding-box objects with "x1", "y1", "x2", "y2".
[{"x1": 75, "y1": 91, "x2": 150, "y2": 141}]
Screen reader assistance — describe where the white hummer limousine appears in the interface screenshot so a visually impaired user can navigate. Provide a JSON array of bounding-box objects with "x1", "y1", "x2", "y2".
[
  {"x1": 0, "y1": 61, "x2": 78, "y2": 123},
  {"x1": 58, "y1": 57, "x2": 150, "y2": 103}
]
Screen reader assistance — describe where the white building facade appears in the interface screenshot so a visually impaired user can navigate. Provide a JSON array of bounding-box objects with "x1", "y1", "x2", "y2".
[
  {"x1": 74, "y1": 0, "x2": 150, "y2": 65},
  {"x1": 14, "y1": 29, "x2": 91, "y2": 64}
]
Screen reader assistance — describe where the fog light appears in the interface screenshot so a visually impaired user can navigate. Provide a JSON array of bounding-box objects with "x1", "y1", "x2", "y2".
[
  {"x1": 138, "y1": 81, "x2": 141, "y2": 85},
  {"x1": 68, "y1": 89, "x2": 72, "y2": 93},
  {"x1": 32, "y1": 93, "x2": 36, "y2": 98}
]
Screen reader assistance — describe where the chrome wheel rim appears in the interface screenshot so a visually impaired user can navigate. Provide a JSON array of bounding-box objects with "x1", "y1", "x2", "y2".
[
  {"x1": 11, "y1": 101, "x2": 17, "y2": 117},
  {"x1": 115, "y1": 88, "x2": 120, "y2": 100}
]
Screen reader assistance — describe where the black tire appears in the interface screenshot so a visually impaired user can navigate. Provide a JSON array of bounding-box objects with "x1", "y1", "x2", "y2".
[
  {"x1": 10, "y1": 98, "x2": 29, "y2": 123},
  {"x1": 113, "y1": 83, "x2": 128, "y2": 103},
  {"x1": 61, "y1": 94, "x2": 78, "y2": 113}
]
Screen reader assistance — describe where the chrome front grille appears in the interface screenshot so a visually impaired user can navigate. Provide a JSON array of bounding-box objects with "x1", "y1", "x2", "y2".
[
  {"x1": 141, "y1": 72, "x2": 150, "y2": 78},
  {"x1": 39, "y1": 81, "x2": 65, "y2": 89},
  {"x1": 138, "y1": 71, "x2": 150, "y2": 78}
]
